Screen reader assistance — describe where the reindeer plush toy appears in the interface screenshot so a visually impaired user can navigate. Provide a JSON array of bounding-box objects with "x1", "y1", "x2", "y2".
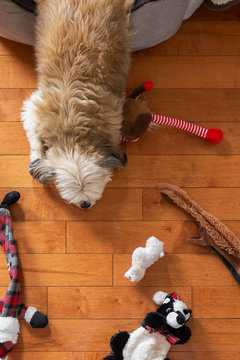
[
  {"x1": 104, "y1": 291, "x2": 192, "y2": 360},
  {"x1": 0, "y1": 191, "x2": 48, "y2": 359}
]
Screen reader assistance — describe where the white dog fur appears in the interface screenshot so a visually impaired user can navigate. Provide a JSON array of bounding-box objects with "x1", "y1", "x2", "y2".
[{"x1": 22, "y1": 0, "x2": 134, "y2": 209}]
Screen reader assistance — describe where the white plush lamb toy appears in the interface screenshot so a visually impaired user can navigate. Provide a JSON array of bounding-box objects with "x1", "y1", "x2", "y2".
[{"x1": 125, "y1": 236, "x2": 164, "y2": 282}]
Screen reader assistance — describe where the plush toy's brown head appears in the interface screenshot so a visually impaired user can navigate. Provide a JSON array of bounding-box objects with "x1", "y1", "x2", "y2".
[{"x1": 122, "y1": 82, "x2": 153, "y2": 141}]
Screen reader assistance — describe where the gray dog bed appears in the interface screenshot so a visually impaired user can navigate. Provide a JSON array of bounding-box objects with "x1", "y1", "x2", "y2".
[{"x1": 0, "y1": 0, "x2": 239, "y2": 50}]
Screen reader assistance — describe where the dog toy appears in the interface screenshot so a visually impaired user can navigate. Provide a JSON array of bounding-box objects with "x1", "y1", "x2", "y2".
[
  {"x1": 0, "y1": 191, "x2": 48, "y2": 359},
  {"x1": 121, "y1": 82, "x2": 223, "y2": 143},
  {"x1": 104, "y1": 291, "x2": 192, "y2": 360},
  {"x1": 125, "y1": 236, "x2": 164, "y2": 282},
  {"x1": 159, "y1": 183, "x2": 240, "y2": 285}
]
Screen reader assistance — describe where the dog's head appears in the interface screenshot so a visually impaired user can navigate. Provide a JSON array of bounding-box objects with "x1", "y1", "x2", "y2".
[
  {"x1": 29, "y1": 146, "x2": 127, "y2": 209},
  {"x1": 153, "y1": 291, "x2": 192, "y2": 329}
]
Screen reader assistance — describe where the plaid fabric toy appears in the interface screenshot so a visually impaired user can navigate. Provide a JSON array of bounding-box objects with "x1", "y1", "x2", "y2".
[{"x1": 0, "y1": 192, "x2": 48, "y2": 359}]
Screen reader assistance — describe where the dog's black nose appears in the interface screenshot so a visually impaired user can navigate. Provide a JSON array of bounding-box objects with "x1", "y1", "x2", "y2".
[
  {"x1": 80, "y1": 201, "x2": 91, "y2": 209},
  {"x1": 176, "y1": 313, "x2": 185, "y2": 325}
]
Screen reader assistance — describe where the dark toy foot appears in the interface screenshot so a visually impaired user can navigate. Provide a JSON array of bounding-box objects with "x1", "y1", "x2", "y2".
[
  {"x1": 110, "y1": 331, "x2": 130, "y2": 351},
  {"x1": 30, "y1": 311, "x2": 48, "y2": 328},
  {"x1": 0, "y1": 191, "x2": 20, "y2": 208}
]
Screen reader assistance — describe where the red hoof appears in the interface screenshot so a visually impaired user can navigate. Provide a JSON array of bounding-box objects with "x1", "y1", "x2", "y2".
[{"x1": 206, "y1": 129, "x2": 223, "y2": 143}]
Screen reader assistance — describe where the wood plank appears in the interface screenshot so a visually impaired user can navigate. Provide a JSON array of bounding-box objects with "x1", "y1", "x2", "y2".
[
  {"x1": 14, "y1": 221, "x2": 66, "y2": 254},
  {"x1": 0, "y1": 56, "x2": 36, "y2": 88},
  {"x1": 127, "y1": 56, "x2": 240, "y2": 89},
  {"x1": 3, "y1": 155, "x2": 240, "y2": 188},
  {"x1": 10, "y1": 353, "x2": 240, "y2": 360},
  {"x1": 0, "y1": 156, "x2": 37, "y2": 187},
  {"x1": 15, "y1": 319, "x2": 240, "y2": 351},
  {"x1": 2, "y1": 89, "x2": 240, "y2": 123},
  {"x1": 0, "y1": 37, "x2": 33, "y2": 56},
  {"x1": 113, "y1": 254, "x2": 236, "y2": 286},
  {"x1": 0, "y1": 89, "x2": 33, "y2": 122},
  {"x1": 48, "y1": 287, "x2": 192, "y2": 319},
  {"x1": 0, "y1": 188, "x2": 142, "y2": 221},
  {"x1": 138, "y1": 89, "x2": 240, "y2": 123},
  {"x1": 193, "y1": 286, "x2": 240, "y2": 318},
  {"x1": 67, "y1": 220, "x2": 209, "y2": 254},
  {"x1": 1, "y1": 121, "x2": 239, "y2": 156},
  {"x1": 0, "y1": 287, "x2": 47, "y2": 314},
  {"x1": 2, "y1": 55, "x2": 240, "y2": 89},
  {"x1": 143, "y1": 188, "x2": 240, "y2": 221},
  {"x1": 191, "y1": 4, "x2": 240, "y2": 21},
  {"x1": 0, "y1": 254, "x2": 112, "y2": 286},
  {"x1": 137, "y1": 21, "x2": 240, "y2": 56},
  {"x1": 0, "y1": 123, "x2": 29, "y2": 154},
  {"x1": 11, "y1": 354, "x2": 108, "y2": 360},
  {"x1": 126, "y1": 122, "x2": 239, "y2": 155},
  {"x1": 112, "y1": 155, "x2": 240, "y2": 188}
]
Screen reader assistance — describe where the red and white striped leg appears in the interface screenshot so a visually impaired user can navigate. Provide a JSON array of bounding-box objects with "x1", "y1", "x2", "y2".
[{"x1": 152, "y1": 114, "x2": 223, "y2": 144}]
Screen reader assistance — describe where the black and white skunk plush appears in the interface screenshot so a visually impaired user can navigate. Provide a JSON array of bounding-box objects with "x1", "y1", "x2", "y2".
[{"x1": 104, "y1": 291, "x2": 192, "y2": 360}]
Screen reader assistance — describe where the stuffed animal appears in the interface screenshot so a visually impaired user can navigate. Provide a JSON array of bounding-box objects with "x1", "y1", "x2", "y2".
[
  {"x1": 125, "y1": 236, "x2": 164, "y2": 282},
  {"x1": 0, "y1": 191, "x2": 48, "y2": 360},
  {"x1": 121, "y1": 82, "x2": 223, "y2": 143},
  {"x1": 103, "y1": 291, "x2": 192, "y2": 360}
]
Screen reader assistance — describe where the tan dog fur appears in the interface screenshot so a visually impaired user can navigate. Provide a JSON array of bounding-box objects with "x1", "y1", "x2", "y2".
[{"x1": 22, "y1": 0, "x2": 133, "y2": 208}]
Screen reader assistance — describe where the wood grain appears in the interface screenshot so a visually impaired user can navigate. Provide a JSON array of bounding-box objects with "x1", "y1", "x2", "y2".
[
  {"x1": 15, "y1": 319, "x2": 240, "y2": 352},
  {"x1": 112, "y1": 155, "x2": 240, "y2": 188},
  {"x1": 193, "y1": 286, "x2": 240, "y2": 318},
  {"x1": 67, "y1": 220, "x2": 209, "y2": 254},
  {"x1": 0, "y1": 38, "x2": 33, "y2": 56},
  {"x1": 0, "y1": 89, "x2": 33, "y2": 121},
  {"x1": 143, "y1": 188, "x2": 240, "y2": 221},
  {"x1": 113, "y1": 254, "x2": 235, "y2": 286},
  {"x1": 0, "y1": 254, "x2": 112, "y2": 286},
  {"x1": 2, "y1": 89, "x2": 240, "y2": 123},
  {"x1": 126, "y1": 122, "x2": 239, "y2": 155},
  {"x1": 2, "y1": 55, "x2": 240, "y2": 89},
  {"x1": 0, "y1": 123, "x2": 29, "y2": 154},
  {"x1": 0, "y1": 188, "x2": 142, "y2": 221},
  {"x1": 0, "y1": 287, "x2": 47, "y2": 313},
  {"x1": 0, "y1": 56, "x2": 36, "y2": 88},
  {"x1": 138, "y1": 89, "x2": 240, "y2": 123},
  {"x1": 48, "y1": 286, "x2": 192, "y2": 319},
  {"x1": 127, "y1": 56, "x2": 240, "y2": 89},
  {"x1": 191, "y1": 4, "x2": 240, "y2": 21},
  {"x1": 137, "y1": 21, "x2": 240, "y2": 56},
  {"x1": 3, "y1": 155, "x2": 240, "y2": 188},
  {"x1": 2, "y1": 121, "x2": 239, "y2": 156},
  {"x1": 10, "y1": 352, "x2": 240, "y2": 360},
  {"x1": 13, "y1": 221, "x2": 66, "y2": 253}
]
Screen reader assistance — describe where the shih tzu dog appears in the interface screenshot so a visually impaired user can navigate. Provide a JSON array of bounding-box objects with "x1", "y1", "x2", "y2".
[{"x1": 22, "y1": 0, "x2": 133, "y2": 209}]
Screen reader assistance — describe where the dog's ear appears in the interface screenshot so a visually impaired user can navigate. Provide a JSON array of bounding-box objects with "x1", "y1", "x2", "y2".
[
  {"x1": 153, "y1": 291, "x2": 168, "y2": 305},
  {"x1": 29, "y1": 159, "x2": 56, "y2": 184},
  {"x1": 100, "y1": 152, "x2": 128, "y2": 169}
]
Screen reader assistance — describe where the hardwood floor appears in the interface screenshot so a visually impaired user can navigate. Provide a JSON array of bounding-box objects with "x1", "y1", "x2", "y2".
[{"x1": 0, "y1": 3, "x2": 240, "y2": 360}]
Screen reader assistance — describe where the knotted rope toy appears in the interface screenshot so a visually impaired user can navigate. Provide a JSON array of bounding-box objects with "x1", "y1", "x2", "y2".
[
  {"x1": 121, "y1": 81, "x2": 223, "y2": 143},
  {"x1": 0, "y1": 191, "x2": 48, "y2": 359}
]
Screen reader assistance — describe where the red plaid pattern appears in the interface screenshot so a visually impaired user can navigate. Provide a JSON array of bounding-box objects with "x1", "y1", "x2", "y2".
[
  {"x1": 0, "y1": 210, "x2": 21, "y2": 317},
  {"x1": 146, "y1": 326, "x2": 180, "y2": 344}
]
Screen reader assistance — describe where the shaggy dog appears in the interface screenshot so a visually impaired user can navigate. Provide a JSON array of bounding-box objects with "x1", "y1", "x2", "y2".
[{"x1": 22, "y1": 0, "x2": 133, "y2": 209}]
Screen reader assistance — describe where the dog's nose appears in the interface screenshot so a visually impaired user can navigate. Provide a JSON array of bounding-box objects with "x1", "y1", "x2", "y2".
[
  {"x1": 80, "y1": 201, "x2": 91, "y2": 209},
  {"x1": 176, "y1": 313, "x2": 185, "y2": 325}
]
